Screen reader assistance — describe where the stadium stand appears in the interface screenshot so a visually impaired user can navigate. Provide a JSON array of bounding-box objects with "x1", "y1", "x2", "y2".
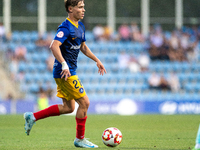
[{"x1": 1, "y1": 26, "x2": 200, "y2": 102}]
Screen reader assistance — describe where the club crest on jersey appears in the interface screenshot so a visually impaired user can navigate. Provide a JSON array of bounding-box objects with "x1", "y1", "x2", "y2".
[
  {"x1": 57, "y1": 31, "x2": 64, "y2": 38},
  {"x1": 79, "y1": 87, "x2": 84, "y2": 93}
]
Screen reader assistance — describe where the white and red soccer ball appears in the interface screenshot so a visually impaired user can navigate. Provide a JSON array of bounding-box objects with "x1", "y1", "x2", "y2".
[{"x1": 102, "y1": 127, "x2": 122, "y2": 147}]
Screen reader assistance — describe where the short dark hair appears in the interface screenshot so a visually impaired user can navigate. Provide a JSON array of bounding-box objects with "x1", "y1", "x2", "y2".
[{"x1": 64, "y1": 0, "x2": 84, "y2": 13}]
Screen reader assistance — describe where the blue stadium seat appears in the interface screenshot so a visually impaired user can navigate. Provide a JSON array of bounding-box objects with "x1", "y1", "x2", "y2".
[
  {"x1": 18, "y1": 62, "x2": 27, "y2": 72},
  {"x1": 27, "y1": 63, "x2": 37, "y2": 72},
  {"x1": 12, "y1": 31, "x2": 22, "y2": 42},
  {"x1": 21, "y1": 31, "x2": 31, "y2": 42},
  {"x1": 37, "y1": 63, "x2": 47, "y2": 72},
  {"x1": 30, "y1": 31, "x2": 38, "y2": 42},
  {"x1": 24, "y1": 73, "x2": 33, "y2": 83},
  {"x1": 26, "y1": 42, "x2": 36, "y2": 52},
  {"x1": 32, "y1": 73, "x2": 43, "y2": 83},
  {"x1": 28, "y1": 83, "x2": 39, "y2": 93}
]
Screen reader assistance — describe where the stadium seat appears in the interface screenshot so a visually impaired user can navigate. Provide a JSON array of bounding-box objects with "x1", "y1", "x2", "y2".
[{"x1": 28, "y1": 83, "x2": 39, "y2": 93}]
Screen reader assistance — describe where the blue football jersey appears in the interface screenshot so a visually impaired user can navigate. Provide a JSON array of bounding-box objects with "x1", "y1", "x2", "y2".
[{"x1": 53, "y1": 18, "x2": 86, "y2": 78}]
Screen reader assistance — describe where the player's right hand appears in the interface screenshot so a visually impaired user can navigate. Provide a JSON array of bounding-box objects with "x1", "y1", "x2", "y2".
[
  {"x1": 61, "y1": 69, "x2": 71, "y2": 81},
  {"x1": 61, "y1": 61, "x2": 71, "y2": 80}
]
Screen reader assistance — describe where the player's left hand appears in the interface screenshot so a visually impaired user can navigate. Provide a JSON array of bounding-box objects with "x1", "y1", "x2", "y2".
[{"x1": 96, "y1": 60, "x2": 107, "y2": 76}]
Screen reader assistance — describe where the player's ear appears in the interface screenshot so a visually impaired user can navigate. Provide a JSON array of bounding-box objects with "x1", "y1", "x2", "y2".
[{"x1": 68, "y1": 6, "x2": 73, "y2": 13}]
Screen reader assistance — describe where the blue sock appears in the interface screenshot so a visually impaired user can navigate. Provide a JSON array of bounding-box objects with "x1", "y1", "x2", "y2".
[{"x1": 196, "y1": 125, "x2": 200, "y2": 144}]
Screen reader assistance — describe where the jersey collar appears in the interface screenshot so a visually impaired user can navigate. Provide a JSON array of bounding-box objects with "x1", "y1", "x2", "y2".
[{"x1": 67, "y1": 18, "x2": 78, "y2": 28}]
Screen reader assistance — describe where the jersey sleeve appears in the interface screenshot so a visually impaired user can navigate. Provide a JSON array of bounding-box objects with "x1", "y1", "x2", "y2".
[
  {"x1": 79, "y1": 22, "x2": 86, "y2": 43},
  {"x1": 54, "y1": 27, "x2": 69, "y2": 44},
  {"x1": 82, "y1": 31, "x2": 86, "y2": 42}
]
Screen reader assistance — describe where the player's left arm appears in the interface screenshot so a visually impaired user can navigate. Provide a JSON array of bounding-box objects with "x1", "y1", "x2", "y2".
[{"x1": 80, "y1": 42, "x2": 107, "y2": 75}]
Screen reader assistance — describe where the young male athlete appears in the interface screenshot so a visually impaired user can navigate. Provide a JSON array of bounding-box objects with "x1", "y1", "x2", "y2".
[{"x1": 24, "y1": 0, "x2": 106, "y2": 148}]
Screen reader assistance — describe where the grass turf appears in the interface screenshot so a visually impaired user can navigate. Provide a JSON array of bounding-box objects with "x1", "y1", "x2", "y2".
[{"x1": 0, "y1": 114, "x2": 198, "y2": 150}]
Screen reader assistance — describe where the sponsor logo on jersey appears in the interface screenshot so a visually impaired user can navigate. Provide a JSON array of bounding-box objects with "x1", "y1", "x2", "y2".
[
  {"x1": 79, "y1": 87, "x2": 84, "y2": 93},
  {"x1": 70, "y1": 44, "x2": 81, "y2": 50},
  {"x1": 72, "y1": 37, "x2": 77, "y2": 40},
  {"x1": 57, "y1": 31, "x2": 64, "y2": 38}
]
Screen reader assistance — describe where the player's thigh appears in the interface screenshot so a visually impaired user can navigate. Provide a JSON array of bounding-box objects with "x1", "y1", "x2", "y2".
[
  {"x1": 62, "y1": 98, "x2": 75, "y2": 110},
  {"x1": 75, "y1": 94, "x2": 90, "y2": 108}
]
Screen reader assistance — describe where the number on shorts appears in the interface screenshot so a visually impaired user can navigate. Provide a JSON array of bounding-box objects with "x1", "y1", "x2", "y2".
[
  {"x1": 73, "y1": 79, "x2": 83, "y2": 89},
  {"x1": 78, "y1": 79, "x2": 82, "y2": 86},
  {"x1": 73, "y1": 80, "x2": 79, "y2": 89}
]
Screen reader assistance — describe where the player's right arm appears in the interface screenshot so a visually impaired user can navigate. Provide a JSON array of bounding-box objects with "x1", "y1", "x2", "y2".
[{"x1": 49, "y1": 40, "x2": 71, "y2": 80}]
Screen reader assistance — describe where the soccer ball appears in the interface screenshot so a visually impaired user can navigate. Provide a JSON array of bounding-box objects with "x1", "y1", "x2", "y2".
[{"x1": 102, "y1": 127, "x2": 122, "y2": 147}]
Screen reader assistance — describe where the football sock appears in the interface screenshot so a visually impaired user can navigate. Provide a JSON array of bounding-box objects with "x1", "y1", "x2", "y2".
[
  {"x1": 76, "y1": 116, "x2": 87, "y2": 139},
  {"x1": 195, "y1": 124, "x2": 200, "y2": 148},
  {"x1": 33, "y1": 105, "x2": 60, "y2": 121}
]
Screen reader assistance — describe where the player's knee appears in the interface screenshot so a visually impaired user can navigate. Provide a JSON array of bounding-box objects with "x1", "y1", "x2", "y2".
[
  {"x1": 79, "y1": 100, "x2": 90, "y2": 110},
  {"x1": 85, "y1": 100, "x2": 90, "y2": 109},
  {"x1": 69, "y1": 108, "x2": 75, "y2": 113},
  {"x1": 63, "y1": 105, "x2": 75, "y2": 114},
  {"x1": 68, "y1": 107, "x2": 75, "y2": 113}
]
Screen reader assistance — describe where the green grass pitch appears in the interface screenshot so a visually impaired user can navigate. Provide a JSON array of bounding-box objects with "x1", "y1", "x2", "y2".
[{"x1": 0, "y1": 114, "x2": 198, "y2": 150}]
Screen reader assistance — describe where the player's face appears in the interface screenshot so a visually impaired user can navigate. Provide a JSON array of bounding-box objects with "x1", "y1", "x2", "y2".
[{"x1": 72, "y1": 1, "x2": 85, "y2": 20}]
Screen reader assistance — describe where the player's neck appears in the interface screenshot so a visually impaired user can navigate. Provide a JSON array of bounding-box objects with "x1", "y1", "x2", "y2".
[{"x1": 67, "y1": 16, "x2": 79, "y2": 27}]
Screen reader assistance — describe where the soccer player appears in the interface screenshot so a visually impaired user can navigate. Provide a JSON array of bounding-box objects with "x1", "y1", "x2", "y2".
[
  {"x1": 24, "y1": 0, "x2": 106, "y2": 148},
  {"x1": 193, "y1": 125, "x2": 200, "y2": 150}
]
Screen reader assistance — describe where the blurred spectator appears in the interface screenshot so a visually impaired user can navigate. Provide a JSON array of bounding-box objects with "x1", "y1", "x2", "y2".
[
  {"x1": 129, "y1": 54, "x2": 140, "y2": 73},
  {"x1": 148, "y1": 72, "x2": 171, "y2": 91},
  {"x1": 46, "y1": 55, "x2": 54, "y2": 72},
  {"x1": 186, "y1": 40, "x2": 199, "y2": 62},
  {"x1": 129, "y1": 22, "x2": 145, "y2": 43},
  {"x1": 159, "y1": 37, "x2": 170, "y2": 60},
  {"x1": 6, "y1": 93, "x2": 14, "y2": 101},
  {"x1": 14, "y1": 45, "x2": 27, "y2": 61},
  {"x1": 9, "y1": 55, "x2": 25, "y2": 82},
  {"x1": 148, "y1": 44, "x2": 160, "y2": 60},
  {"x1": 17, "y1": 70, "x2": 25, "y2": 82},
  {"x1": 159, "y1": 75, "x2": 171, "y2": 91},
  {"x1": 9, "y1": 56, "x2": 19, "y2": 81},
  {"x1": 150, "y1": 28, "x2": 164, "y2": 48},
  {"x1": 128, "y1": 53, "x2": 150, "y2": 73},
  {"x1": 148, "y1": 26, "x2": 164, "y2": 60},
  {"x1": 0, "y1": 22, "x2": 7, "y2": 50},
  {"x1": 0, "y1": 22, "x2": 5, "y2": 40},
  {"x1": 35, "y1": 33, "x2": 53, "y2": 48},
  {"x1": 118, "y1": 51, "x2": 130, "y2": 70},
  {"x1": 103, "y1": 26, "x2": 113, "y2": 41},
  {"x1": 168, "y1": 47, "x2": 187, "y2": 62},
  {"x1": 37, "y1": 88, "x2": 49, "y2": 110},
  {"x1": 167, "y1": 72, "x2": 180, "y2": 92},
  {"x1": 180, "y1": 32, "x2": 190, "y2": 51},
  {"x1": 93, "y1": 24, "x2": 105, "y2": 41},
  {"x1": 35, "y1": 37, "x2": 47, "y2": 47},
  {"x1": 137, "y1": 52, "x2": 150, "y2": 72},
  {"x1": 148, "y1": 72, "x2": 161, "y2": 90},
  {"x1": 46, "y1": 82, "x2": 54, "y2": 99},
  {"x1": 169, "y1": 31, "x2": 179, "y2": 50},
  {"x1": 118, "y1": 23, "x2": 130, "y2": 42},
  {"x1": 147, "y1": 24, "x2": 199, "y2": 62}
]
